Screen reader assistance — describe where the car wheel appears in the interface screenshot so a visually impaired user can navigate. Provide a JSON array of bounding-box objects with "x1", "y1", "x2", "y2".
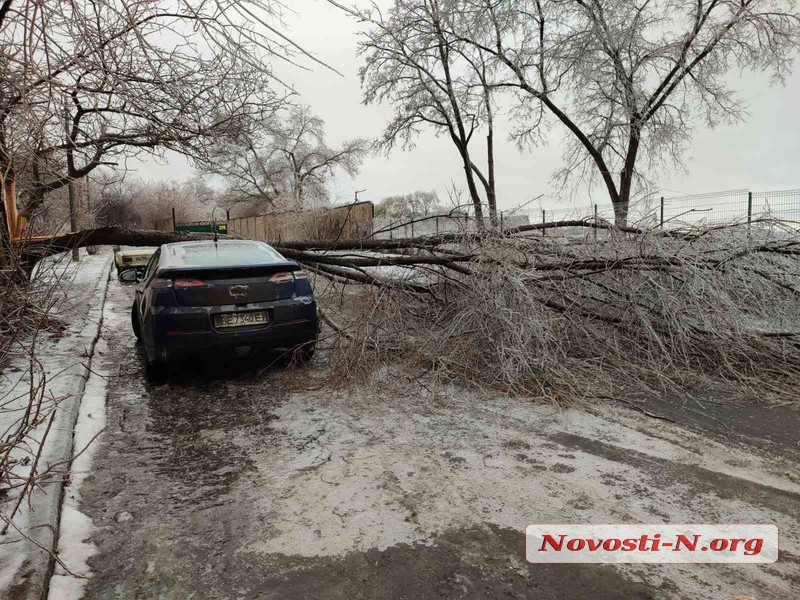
[
  {"x1": 293, "y1": 341, "x2": 315, "y2": 365},
  {"x1": 144, "y1": 346, "x2": 168, "y2": 382},
  {"x1": 131, "y1": 302, "x2": 142, "y2": 341}
]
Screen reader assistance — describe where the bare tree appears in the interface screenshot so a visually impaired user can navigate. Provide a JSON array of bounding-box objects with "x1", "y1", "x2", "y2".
[
  {"x1": 0, "y1": 0, "x2": 313, "y2": 258},
  {"x1": 451, "y1": 0, "x2": 800, "y2": 224},
  {"x1": 358, "y1": 0, "x2": 499, "y2": 225},
  {"x1": 208, "y1": 105, "x2": 369, "y2": 212},
  {"x1": 375, "y1": 190, "x2": 443, "y2": 217},
  {"x1": 88, "y1": 176, "x2": 213, "y2": 229}
]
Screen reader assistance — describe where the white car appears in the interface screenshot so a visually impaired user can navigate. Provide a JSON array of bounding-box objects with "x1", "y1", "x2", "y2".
[{"x1": 114, "y1": 246, "x2": 156, "y2": 278}]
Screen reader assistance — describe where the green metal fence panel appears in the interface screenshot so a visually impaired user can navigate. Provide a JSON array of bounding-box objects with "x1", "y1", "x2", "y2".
[{"x1": 175, "y1": 222, "x2": 227, "y2": 234}]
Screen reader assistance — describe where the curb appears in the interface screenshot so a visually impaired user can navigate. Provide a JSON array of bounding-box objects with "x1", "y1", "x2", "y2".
[{"x1": 11, "y1": 254, "x2": 113, "y2": 600}]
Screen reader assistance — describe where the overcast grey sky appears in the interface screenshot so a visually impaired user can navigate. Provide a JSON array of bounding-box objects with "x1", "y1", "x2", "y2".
[{"x1": 132, "y1": 0, "x2": 800, "y2": 212}]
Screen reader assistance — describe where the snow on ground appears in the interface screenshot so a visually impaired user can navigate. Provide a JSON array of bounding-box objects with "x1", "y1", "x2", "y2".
[
  {"x1": 237, "y1": 392, "x2": 800, "y2": 598},
  {"x1": 58, "y1": 272, "x2": 800, "y2": 599},
  {"x1": 0, "y1": 250, "x2": 111, "y2": 597},
  {"x1": 47, "y1": 334, "x2": 110, "y2": 600}
]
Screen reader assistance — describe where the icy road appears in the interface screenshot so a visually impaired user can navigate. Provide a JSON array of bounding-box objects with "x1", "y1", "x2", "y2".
[{"x1": 60, "y1": 273, "x2": 800, "y2": 599}]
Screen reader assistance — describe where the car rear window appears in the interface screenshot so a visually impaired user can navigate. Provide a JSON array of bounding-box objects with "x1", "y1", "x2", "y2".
[{"x1": 166, "y1": 242, "x2": 285, "y2": 268}]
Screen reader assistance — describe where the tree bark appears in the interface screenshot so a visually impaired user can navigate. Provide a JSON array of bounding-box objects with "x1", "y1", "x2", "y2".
[
  {"x1": 67, "y1": 179, "x2": 80, "y2": 261},
  {"x1": 458, "y1": 147, "x2": 485, "y2": 225},
  {"x1": 615, "y1": 126, "x2": 641, "y2": 227},
  {"x1": 481, "y1": 60, "x2": 498, "y2": 227},
  {"x1": 0, "y1": 155, "x2": 17, "y2": 270},
  {"x1": 613, "y1": 200, "x2": 629, "y2": 227},
  {"x1": 486, "y1": 128, "x2": 497, "y2": 227}
]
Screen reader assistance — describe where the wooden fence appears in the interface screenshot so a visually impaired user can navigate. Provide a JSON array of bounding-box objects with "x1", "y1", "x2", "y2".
[
  {"x1": 154, "y1": 217, "x2": 173, "y2": 232},
  {"x1": 227, "y1": 202, "x2": 373, "y2": 243}
]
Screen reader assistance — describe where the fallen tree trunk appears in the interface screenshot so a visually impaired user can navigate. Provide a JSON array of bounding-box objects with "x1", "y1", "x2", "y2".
[
  {"x1": 18, "y1": 222, "x2": 639, "y2": 257},
  {"x1": 17, "y1": 227, "x2": 216, "y2": 258},
  {"x1": 14, "y1": 224, "x2": 800, "y2": 291},
  {"x1": 11, "y1": 224, "x2": 800, "y2": 401},
  {"x1": 17, "y1": 217, "x2": 795, "y2": 258}
]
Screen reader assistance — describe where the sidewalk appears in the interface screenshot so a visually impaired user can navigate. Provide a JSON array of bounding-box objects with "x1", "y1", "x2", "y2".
[{"x1": 0, "y1": 250, "x2": 112, "y2": 600}]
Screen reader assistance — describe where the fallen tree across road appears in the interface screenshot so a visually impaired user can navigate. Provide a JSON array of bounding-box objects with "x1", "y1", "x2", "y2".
[{"x1": 15, "y1": 222, "x2": 800, "y2": 403}]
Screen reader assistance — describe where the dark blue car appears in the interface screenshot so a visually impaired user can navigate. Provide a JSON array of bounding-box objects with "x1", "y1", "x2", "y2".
[{"x1": 126, "y1": 240, "x2": 318, "y2": 379}]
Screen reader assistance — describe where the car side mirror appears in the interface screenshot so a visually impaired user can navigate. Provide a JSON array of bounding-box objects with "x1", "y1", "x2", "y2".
[{"x1": 119, "y1": 269, "x2": 140, "y2": 283}]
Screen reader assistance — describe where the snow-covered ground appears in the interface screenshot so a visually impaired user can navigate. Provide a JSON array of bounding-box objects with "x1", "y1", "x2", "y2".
[
  {"x1": 4, "y1": 247, "x2": 798, "y2": 599},
  {"x1": 0, "y1": 250, "x2": 112, "y2": 599},
  {"x1": 47, "y1": 334, "x2": 110, "y2": 600},
  {"x1": 67, "y1": 272, "x2": 800, "y2": 599}
]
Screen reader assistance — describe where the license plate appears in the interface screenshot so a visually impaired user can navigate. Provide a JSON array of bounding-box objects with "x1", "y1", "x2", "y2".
[{"x1": 214, "y1": 311, "x2": 268, "y2": 328}]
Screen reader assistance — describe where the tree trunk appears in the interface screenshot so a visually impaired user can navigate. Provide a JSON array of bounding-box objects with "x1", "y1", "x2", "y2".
[
  {"x1": 461, "y1": 157, "x2": 484, "y2": 226},
  {"x1": 615, "y1": 127, "x2": 641, "y2": 228},
  {"x1": 613, "y1": 200, "x2": 629, "y2": 227},
  {"x1": 0, "y1": 205, "x2": 7, "y2": 270},
  {"x1": 0, "y1": 161, "x2": 17, "y2": 270},
  {"x1": 430, "y1": 12, "x2": 484, "y2": 229},
  {"x1": 486, "y1": 130, "x2": 497, "y2": 227},
  {"x1": 65, "y1": 108, "x2": 81, "y2": 261},
  {"x1": 67, "y1": 178, "x2": 80, "y2": 261}
]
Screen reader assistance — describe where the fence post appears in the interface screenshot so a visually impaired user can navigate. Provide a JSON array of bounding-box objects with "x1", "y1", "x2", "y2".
[
  {"x1": 747, "y1": 191, "x2": 753, "y2": 225},
  {"x1": 390, "y1": 220, "x2": 393, "y2": 240},
  {"x1": 499, "y1": 210, "x2": 504, "y2": 231},
  {"x1": 593, "y1": 204, "x2": 598, "y2": 243},
  {"x1": 436, "y1": 216, "x2": 439, "y2": 236},
  {"x1": 542, "y1": 209, "x2": 546, "y2": 236},
  {"x1": 411, "y1": 216, "x2": 415, "y2": 238},
  {"x1": 171, "y1": 207, "x2": 176, "y2": 231},
  {"x1": 660, "y1": 196, "x2": 664, "y2": 229}
]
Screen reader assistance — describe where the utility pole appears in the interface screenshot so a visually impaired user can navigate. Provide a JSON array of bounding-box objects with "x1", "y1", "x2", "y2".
[{"x1": 64, "y1": 104, "x2": 79, "y2": 261}]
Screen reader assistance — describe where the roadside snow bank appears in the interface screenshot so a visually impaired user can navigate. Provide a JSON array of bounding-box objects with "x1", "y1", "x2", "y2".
[
  {"x1": 0, "y1": 251, "x2": 111, "y2": 600},
  {"x1": 47, "y1": 335, "x2": 109, "y2": 600}
]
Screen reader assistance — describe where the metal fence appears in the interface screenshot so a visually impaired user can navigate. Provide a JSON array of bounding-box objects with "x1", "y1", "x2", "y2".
[
  {"x1": 159, "y1": 188, "x2": 800, "y2": 242},
  {"x1": 496, "y1": 188, "x2": 800, "y2": 232},
  {"x1": 175, "y1": 221, "x2": 228, "y2": 234}
]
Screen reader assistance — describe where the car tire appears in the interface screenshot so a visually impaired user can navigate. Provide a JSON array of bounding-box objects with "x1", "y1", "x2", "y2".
[
  {"x1": 144, "y1": 352, "x2": 168, "y2": 382},
  {"x1": 293, "y1": 341, "x2": 315, "y2": 365},
  {"x1": 131, "y1": 303, "x2": 142, "y2": 341}
]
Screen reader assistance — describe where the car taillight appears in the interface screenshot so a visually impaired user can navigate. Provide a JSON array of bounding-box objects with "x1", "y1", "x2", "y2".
[
  {"x1": 269, "y1": 272, "x2": 294, "y2": 282},
  {"x1": 149, "y1": 278, "x2": 173, "y2": 289},
  {"x1": 174, "y1": 278, "x2": 206, "y2": 288},
  {"x1": 293, "y1": 270, "x2": 309, "y2": 280}
]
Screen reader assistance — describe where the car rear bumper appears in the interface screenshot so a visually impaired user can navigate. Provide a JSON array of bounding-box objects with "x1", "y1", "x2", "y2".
[{"x1": 143, "y1": 297, "x2": 318, "y2": 359}]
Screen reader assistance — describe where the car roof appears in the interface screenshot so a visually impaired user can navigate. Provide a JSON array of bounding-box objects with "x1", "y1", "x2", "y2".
[
  {"x1": 158, "y1": 240, "x2": 287, "y2": 269},
  {"x1": 119, "y1": 246, "x2": 156, "y2": 253}
]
